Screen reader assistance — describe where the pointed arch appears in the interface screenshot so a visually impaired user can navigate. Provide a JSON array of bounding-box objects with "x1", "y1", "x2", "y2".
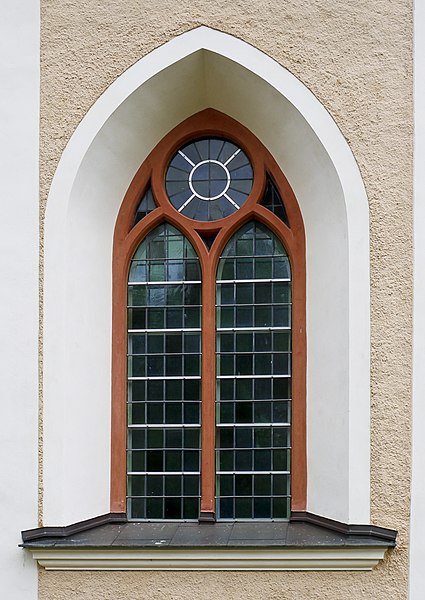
[
  {"x1": 112, "y1": 110, "x2": 306, "y2": 519},
  {"x1": 43, "y1": 27, "x2": 369, "y2": 526}
]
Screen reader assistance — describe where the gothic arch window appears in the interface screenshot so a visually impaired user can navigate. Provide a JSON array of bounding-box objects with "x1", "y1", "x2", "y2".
[{"x1": 111, "y1": 109, "x2": 306, "y2": 521}]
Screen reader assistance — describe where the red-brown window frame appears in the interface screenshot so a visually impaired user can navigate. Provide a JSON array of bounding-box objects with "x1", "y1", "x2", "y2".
[{"x1": 110, "y1": 109, "x2": 306, "y2": 519}]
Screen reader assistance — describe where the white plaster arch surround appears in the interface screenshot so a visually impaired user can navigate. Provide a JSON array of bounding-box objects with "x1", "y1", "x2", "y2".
[{"x1": 43, "y1": 26, "x2": 370, "y2": 526}]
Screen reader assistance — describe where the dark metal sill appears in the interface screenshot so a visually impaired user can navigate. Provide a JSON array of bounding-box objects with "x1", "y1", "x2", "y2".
[{"x1": 21, "y1": 512, "x2": 396, "y2": 550}]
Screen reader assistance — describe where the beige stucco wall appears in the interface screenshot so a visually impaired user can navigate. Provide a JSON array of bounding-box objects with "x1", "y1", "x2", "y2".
[{"x1": 39, "y1": 0, "x2": 413, "y2": 598}]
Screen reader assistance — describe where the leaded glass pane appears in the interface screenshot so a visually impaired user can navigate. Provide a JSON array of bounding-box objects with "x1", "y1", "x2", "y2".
[
  {"x1": 133, "y1": 187, "x2": 157, "y2": 226},
  {"x1": 127, "y1": 224, "x2": 201, "y2": 520},
  {"x1": 261, "y1": 177, "x2": 290, "y2": 227},
  {"x1": 216, "y1": 222, "x2": 292, "y2": 520}
]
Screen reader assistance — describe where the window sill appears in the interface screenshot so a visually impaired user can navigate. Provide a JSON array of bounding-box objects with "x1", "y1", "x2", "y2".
[{"x1": 22, "y1": 514, "x2": 396, "y2": 572}]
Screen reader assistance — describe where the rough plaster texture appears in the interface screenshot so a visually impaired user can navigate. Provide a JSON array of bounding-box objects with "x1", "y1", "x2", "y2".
[
  {"x1": 38, "y1": 560, "x2": 405, "y2": 600},
  {"x1": 39, "y1": 0, "x2": 412, "y2": 598}
]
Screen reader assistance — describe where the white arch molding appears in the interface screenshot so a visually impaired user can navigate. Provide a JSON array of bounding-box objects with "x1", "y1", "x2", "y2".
[{"x1": 43, "y1": 26, "x2": 370, "y2": 526}]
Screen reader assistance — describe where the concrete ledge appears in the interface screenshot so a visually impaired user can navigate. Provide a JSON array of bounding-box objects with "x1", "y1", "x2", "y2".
[{"x1": 28, "y1": 546, "x2": 388, "y2": 571}]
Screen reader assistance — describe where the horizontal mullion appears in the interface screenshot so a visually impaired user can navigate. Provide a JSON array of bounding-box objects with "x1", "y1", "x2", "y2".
[
  {"x1": 128, "y1": 423, "x2": 200, "y2": 428},
  {"x1": 128, "y1": 328, "x2": 201, "y2": 334},
  {"x1": 216, "y1": 470, "x2": 290, "y2": 475},
  {"x1": 128, "y1": 376, "x2": 201, "y2": 381},
  {"x1": 126, "y1": 497, "x2": 200, "y2": 501},
  {"x1": 217, "y1": 374, "x2": 290, "y2": 379},
  {"x1": 129, "y1": 280, "x2": 201, "y2": 286},
  {"x1": 128, "y1": 304, "x2": 202, "y2": 309},
  {"x1": 217, "y1": 327, "x2": 290, "y2": 332},
  {"x1": 216, "y1": 447, "x2": 291, "y2": 451},
  {"x1": 217, "y1": 351, "x2": 291, "y2": 355},
  {"x1": 130, "y1": 258, "x2": 199, "y2": 262},
  {"x1": 128, "y1": 471, "x2": 200, "y2": 476},
  {"x1": 127, "y1": 352, "x2": 202, "y2": 357},
  {"x1": 216, "y1": 422, "x2": 290, "y2": 428},
  {"x1": 217, "y1": 257, "x2": 287, "y2": 261},
  {"x1": 218, "y1": 495, "x2": 291, "y2": 499},
  {"x1": 217, "y1": 278, "x2": 290, "y2": 284},
  {"x1": 217, "y1": 402, "x2": 292, "y2": 405},
  {"x1": 216, "y1": 303, "x2": 292, "y2": 308},
  {"x1": 127, "y1": 449, "x2": 199, "y2": 452}
]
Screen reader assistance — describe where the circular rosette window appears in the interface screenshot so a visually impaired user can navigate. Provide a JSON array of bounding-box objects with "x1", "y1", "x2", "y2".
[{"x1": 165, "y1": 138, "x2": 253, "y2": 221}]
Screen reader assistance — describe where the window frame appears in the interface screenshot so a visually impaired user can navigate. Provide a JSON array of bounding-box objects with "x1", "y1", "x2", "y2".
[{"x1": 111, "y1": 109, "x2": 307, "y2": 520}]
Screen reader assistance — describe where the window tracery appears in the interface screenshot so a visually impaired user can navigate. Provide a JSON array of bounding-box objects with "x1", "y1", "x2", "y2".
[{"x1": 111, "y1": 109, "x2": 306, "y2": 521}]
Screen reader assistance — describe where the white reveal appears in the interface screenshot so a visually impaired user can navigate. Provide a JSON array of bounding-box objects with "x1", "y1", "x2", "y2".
[
  {"x1": 43, "y1": 27, "x2": 370, "y2": 526},
  {"x1": 0, "y1": 1, "x2": 39, "y2": 599}
]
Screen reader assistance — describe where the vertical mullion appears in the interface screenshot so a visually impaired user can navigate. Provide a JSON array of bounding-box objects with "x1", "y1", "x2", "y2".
[{"x1": 200, "y1": 261, "x2": 216, "y2": 517}]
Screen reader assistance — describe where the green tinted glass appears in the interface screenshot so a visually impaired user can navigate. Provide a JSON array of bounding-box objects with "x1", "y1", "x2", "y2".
[
  {"x1": 127, "y1": 224, "x2": 201, "y2": 520},
  {"x1": 216, "y1": 222, "x2": 292, "y2": 520}
]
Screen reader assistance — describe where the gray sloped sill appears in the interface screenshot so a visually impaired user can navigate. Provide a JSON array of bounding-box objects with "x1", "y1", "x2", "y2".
[{"x1": 21, "y1": 512, "x2": 396, "y2": 571}]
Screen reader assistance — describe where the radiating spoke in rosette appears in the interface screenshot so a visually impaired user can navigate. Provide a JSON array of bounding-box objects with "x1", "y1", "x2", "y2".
[{"x1": 166, "y1": 138, "x2": 253, "y2": 221}]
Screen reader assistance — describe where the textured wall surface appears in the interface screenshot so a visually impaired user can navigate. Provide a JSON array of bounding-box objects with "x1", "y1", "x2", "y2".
[
  {"x1": 39, "y1": 0, "x2": 413, "y2": 598},
  {"x1": 38, "y1": 565, "x2": 406, "y2": 600}
]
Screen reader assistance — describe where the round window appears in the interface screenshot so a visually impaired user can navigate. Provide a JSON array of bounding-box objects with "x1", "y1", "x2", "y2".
[{"x1": 165, "y1": 138, "x2": 253, "y2": 221}]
